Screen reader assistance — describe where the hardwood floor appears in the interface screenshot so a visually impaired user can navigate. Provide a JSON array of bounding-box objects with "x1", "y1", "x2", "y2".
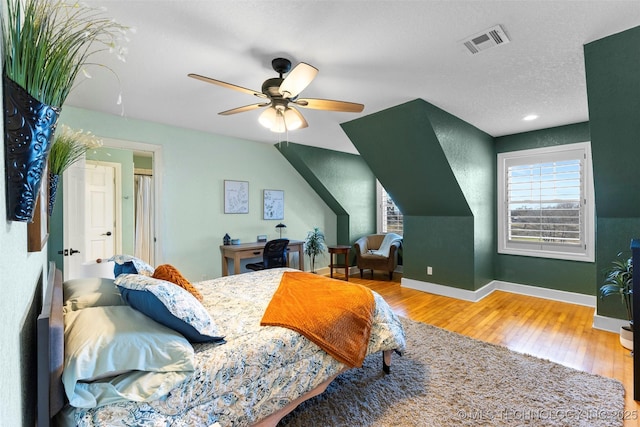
[{"x1": 342, "y1": 271, "x2": 640, "y2": 426}]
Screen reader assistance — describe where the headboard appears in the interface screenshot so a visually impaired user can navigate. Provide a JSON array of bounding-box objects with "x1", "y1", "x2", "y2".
[{"x1": 37, "y1": 262, "x2": 65, "y2": 427}]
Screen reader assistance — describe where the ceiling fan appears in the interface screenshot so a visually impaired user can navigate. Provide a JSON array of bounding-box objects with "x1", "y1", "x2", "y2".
[{"x1": 188, "y1": 57, "x2": 364, "y2": 133}]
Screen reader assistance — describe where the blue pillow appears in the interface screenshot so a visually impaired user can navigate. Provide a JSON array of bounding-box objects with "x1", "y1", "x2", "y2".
[
  {"x1": 108, "y1": 255, "x2": 155, "y2": 277},
  {"x1": 115, "y1": 274, "x2": 224, "y2": 343},
  {"x1": 114, "y1": 261, "x2": 138, "y2": 277}
]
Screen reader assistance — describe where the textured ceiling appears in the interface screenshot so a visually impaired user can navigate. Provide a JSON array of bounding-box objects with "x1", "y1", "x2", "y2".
[{"x1": 65, "y1": 1, "x2": 640, "y2": 153}]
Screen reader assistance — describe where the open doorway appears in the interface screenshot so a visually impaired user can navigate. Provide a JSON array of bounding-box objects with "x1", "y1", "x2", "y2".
[{"x1": 61, "y1": 138, "x2": 162, "y2": 280}]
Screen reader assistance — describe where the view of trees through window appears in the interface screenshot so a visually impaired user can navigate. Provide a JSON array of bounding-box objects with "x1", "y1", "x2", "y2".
[
  {"x1": 507, "y1": 160, "x2": 582, "y2": 246},
  {"x1": 379, "y1": 183, "x2": 403, "y2": 235}
]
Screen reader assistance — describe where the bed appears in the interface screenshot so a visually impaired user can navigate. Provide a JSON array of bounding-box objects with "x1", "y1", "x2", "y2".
[{"x1": 38, "y1": 263, "x2": 406, "y2": 427}]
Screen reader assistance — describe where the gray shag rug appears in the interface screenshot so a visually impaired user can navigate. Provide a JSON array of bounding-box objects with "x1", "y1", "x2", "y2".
[{"x1": 279, "y1": 317, "x2": 625, "y2": 427}]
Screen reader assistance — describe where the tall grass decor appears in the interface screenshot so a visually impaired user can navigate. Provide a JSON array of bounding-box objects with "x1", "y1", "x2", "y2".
[
  {"x1": 47, "y1": 125, "x2": 102, "y2": 215},
  {"x1": 2, "y1": 0, "x2": 129, "y2": 221}
]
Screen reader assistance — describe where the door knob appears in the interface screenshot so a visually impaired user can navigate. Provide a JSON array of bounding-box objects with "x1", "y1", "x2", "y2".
[
  {"x1": 101, "y1": 231, "x2": 112, "y2": 236},
  {"x1": 69, "y1": 248, "x2": 81, "y2": 255}
]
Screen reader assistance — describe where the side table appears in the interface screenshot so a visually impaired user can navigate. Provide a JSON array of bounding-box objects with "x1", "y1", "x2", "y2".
[{"x1": 328, "y1": 245, "x2": 351, "y2": 281}]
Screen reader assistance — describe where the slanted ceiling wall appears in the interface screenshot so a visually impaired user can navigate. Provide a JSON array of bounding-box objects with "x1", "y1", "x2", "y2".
[
  {"x1": 341, "y1": 99, "x2": 495, "y2": 290},
  {"x1": 276, "y1": 25, "x2": 640, "y2": 323},
  {"x1": 585, "y1": 25, "x2": 640, "y2": 318},
  {"x1": 276, "y1": 143, "x2": 377, "y2": 255}
]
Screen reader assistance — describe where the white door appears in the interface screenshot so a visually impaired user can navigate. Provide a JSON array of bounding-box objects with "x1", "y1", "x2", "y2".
[
  {"x1": 63, "y1": 161, "x2": 120, "y2": 280},
  {"x1": 85, "y1": 162, "x2": 116, "y2": 262},
  {"x1": 63, "y1": 161, "x2": 86, "y2": 280}
]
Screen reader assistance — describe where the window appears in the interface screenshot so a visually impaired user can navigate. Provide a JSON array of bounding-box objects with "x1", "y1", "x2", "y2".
[
  {"x1": 497, "y1": 142, "x2": 594, "y2": 262},
  {"x1": 377, "y1": 181, "x2": 403, "y2": 235}
]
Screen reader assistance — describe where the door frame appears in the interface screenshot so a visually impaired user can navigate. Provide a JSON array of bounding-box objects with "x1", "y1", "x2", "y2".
[{"x1": 97, "y1": 137, "x2": 163, "y2": 265}]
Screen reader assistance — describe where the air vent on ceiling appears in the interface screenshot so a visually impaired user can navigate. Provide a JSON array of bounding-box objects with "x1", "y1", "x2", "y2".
[{"x1": 461, "y1": 25, "x2": 510, "y2": 55}]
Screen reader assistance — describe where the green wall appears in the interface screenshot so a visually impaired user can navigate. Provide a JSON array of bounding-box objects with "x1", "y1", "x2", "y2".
[
  {"x1": 277, "y1": 142, "x2": 377, "y2": 264},
  {"x1": 53, "y1": 107, "x2": 337, "y2": 279},
  {"x1": 494, "y1": 123, "x2": 596, "y2": 294},
  {"x1": 134, "y1": 154, "x2": 153, "y2": 170},
  {"x1": 342, "y1": 99, "x2": 494, "y2": 290},
  {"x1": 585, "y1": 25, "x2": 640, "y2": 318}
]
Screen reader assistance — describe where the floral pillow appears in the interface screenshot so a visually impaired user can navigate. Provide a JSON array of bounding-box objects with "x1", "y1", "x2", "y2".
[{"x1": 115, "y1": 274, "x2": 224, "y2": 343}]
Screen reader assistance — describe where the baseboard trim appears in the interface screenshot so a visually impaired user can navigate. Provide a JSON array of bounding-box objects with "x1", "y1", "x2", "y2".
[
  {"x1": 592, "y1": 315, "x2": 630, "y2": 333},
  {"x1": 492, "y1": 280, "x2": 597, "y2": 307},
  {"x1": 400, "y1": 278, "x2": 633, "y2": 333},
  {"x1": 401, "y1": 278, "x2": 597, "y2": 306},
  {"x1": 401, "y1": 278, "x2": 493, "y2": 302}
]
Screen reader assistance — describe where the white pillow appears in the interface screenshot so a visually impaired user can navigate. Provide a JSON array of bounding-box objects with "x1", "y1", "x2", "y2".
[
  {"x1": 62, "y1": 277, "x2": 124, "y2": 313},
  {"x1": 63, "y1": 305, "x2": 195, "y2": 408}
]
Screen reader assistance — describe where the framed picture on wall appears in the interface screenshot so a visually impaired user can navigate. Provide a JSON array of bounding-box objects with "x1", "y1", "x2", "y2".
[
  {"x1": 224, "y1": 180, "x2": 249, "y2": 214},
  {"x1": 263, "y1": 189, "x2": 284, "y2": 220}
]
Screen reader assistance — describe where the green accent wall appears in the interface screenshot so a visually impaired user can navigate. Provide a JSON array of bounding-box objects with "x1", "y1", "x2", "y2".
[
  {"x1": 585, "y1": 25, "x2": 640, "y2": 318},
  {"x1": 276, "y1": 142, "x2": 377, "y2": 263},
  {"x1": 494, "y1": 123, "x2": 596, "y2": 294},
  {"x1": 341, "y1": 99, "x2": 494, "y2": 290}
]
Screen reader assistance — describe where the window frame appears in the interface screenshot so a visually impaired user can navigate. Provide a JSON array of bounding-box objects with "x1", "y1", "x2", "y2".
[
  {"x1": 376, "y1": 180, "x2": 403, "y2": 236},
  {"x1": 497, "y1": 141, "x2": 595, "y2": 262}
]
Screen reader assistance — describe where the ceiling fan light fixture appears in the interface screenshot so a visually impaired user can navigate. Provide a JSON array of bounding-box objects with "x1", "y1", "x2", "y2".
[
  {"x1": 258, "y1": 106, "x2": 278, "y2": 128},
  {"x1": 190, "y1": 57, "x2": 362, "y2": 133},
  {"x1": 283, "y1": 107, "x2": 303, "y2": 130},
  {"x1": 270, "y1": 110, "x2": 287, "y2": 133}
]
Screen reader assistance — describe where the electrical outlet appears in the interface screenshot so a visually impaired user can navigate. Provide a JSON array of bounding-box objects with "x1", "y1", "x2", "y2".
[{"x1": 427, "y1": 266, "x2": 433, "y2": 275}]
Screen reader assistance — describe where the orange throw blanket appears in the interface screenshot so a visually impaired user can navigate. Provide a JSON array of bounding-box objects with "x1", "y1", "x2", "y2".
[{"x1": 261, "y1": 271, "x2": 375, "y2": 368}]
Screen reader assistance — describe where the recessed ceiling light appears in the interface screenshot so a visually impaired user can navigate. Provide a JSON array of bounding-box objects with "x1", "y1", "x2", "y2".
[{"x1": 523, "y1": 114, "x2": 539, "y2": 121}]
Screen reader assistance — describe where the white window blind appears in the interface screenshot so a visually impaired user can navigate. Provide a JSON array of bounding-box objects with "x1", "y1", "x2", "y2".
[
  {"x1": 497, "y1": 142, "x2": 594, "y2": 262},
  {"x1": 377, "y1": 181, "x2": 403, "y2": 235}
]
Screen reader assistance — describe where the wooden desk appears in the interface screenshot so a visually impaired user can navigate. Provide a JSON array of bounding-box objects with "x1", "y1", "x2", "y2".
[
  {"x1": 220, "y1": 240, "x2": 304, "y2": 276},
  {"x1": 328, "y1": 245, "x2": 351, "y2": 281}
]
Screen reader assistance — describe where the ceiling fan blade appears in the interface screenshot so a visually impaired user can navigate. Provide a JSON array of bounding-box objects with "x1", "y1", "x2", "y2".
[
  {"x1": 188, "y1": 73, "x2": 267, "y2": 98},
  {"x1": 278, "y1": 63, "x2": 318, "y2": 99},
  {"x1": 294, "y1": 98, "x2": 364, "y2": 113},
  {"x1": 219, "y1": 103, "x2": 270, "y2": 116}
]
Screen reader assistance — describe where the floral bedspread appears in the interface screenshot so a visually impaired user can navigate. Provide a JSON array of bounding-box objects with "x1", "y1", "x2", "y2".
[{"x1": 58, "y1": 268, "x2": 406, "y2": 427}]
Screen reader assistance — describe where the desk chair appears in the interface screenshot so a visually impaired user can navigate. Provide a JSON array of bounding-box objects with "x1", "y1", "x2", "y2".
[{"x1": 246, "y1": 239, "x2": 289, "y2": 271}]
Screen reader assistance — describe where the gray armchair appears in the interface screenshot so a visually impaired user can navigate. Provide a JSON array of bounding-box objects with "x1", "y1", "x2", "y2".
[{"x1": 354, "y1": 233, "x2": 402, "y2": 280}]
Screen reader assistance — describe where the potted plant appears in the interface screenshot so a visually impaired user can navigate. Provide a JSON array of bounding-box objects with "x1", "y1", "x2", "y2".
[
  {"x1": 2, "y1": 0, "x2": 129, "y2": 221},
  {"x1": 600, "y1": 252, "x2": 633, "y2": 350},
  {"x1": 47, "y1": 125, "x2": 102, "y2": 215},
  {"x1": 304, "y1": 227, "x2": 326, "y2": 273}
]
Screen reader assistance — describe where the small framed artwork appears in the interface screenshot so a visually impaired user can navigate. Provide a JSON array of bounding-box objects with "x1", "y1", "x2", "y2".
[
  {"x1": 263, "y1": 189, "x2": 284, "y2": 220},
  {"x1": 28, "y1": 171, "x2": 49, "y2": 252},
  {"x1": 224, "y1": 180, "x2": 249, "y2": 214}
]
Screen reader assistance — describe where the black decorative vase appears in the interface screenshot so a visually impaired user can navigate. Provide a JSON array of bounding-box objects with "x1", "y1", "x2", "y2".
[
  {"x1": 3, "y1": 75, "x2": 60, "y2": 222},
  {"x1": 48, "y1": 172, "x2": 60, "y2": 216}
]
